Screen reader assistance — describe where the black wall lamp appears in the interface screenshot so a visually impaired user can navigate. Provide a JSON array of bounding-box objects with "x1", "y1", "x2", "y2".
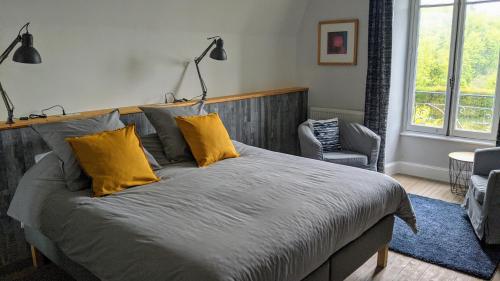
[
  {"x1": 194, "y1": 36, "x2": 227, "y2": 101},
  {"x1": 0, "y1": 22, "x2": 42, "y2": 124}
]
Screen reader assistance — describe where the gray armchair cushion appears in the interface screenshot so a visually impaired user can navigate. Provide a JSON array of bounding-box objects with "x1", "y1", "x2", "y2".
[
  {"x1": 340, "y1": 121, "x2": 381, "y2": 170},
  {"x1": 298, "y1": 122, "x2": 323, "y2": 160},
  {"x1": 463, "y1": 147, "x2": 500, "y2": 244},
  {"x1": 465, "y1": 170, "x2": 500, "y2": 244},
  {"x1": 473, "y1": 147, "x2": 500, "y2": 177},
  {"x1": 323, "y1": 151, "x2": 368, "y2": 168},
  {"x1": 482, "y1": 170, "x2": 500, "y2": 244},
  {"x1": 298, "y1": 120, "x2": 381, "y2": 171},
  {"x1": 470, "y1": 175, "x2": 488, "y2": 204}
]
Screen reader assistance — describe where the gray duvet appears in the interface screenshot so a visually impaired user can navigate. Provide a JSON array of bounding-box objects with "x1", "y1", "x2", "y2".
[{"x1": 8, "y1": 142, "x2": 416, "y2": 281}]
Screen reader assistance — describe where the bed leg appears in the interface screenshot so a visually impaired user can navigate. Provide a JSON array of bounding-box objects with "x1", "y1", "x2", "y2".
[
  {"x1": 30, "y1": 245, "x2": 44, "y2": 268},
  {"x1": 377, "y1": 244, "x2": 389, "y2": 268}
]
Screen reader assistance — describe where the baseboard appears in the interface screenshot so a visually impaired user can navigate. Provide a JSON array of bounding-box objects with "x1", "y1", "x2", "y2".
[
  {"x1": 384, "y1": 162, "x2": 400, "y2": 177},
  {"x1": 385, "y1": 161, "x2": 449, "y2": 182}
]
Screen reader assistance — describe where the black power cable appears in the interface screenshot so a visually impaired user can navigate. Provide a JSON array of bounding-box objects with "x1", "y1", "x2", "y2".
[
  {"x1": 19, "y1": 104, "x2": 67, "y2": 120},
  {"x1": 41, "y1": 104, "x2": 66, "y2": 116}
]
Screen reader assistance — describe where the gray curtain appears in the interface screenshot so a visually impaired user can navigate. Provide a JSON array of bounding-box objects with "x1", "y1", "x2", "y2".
[{"x1": 364, "y1": 0, "x2": 393, "y2": 173}]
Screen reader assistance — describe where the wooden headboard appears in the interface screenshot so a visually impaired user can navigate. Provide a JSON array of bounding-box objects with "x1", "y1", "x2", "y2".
[
  {"x1": 0, "y1": 87, "x2": 307, "y2": 131},
  {"x1": 0, "y1": 87, "x2": 308, "y2": 266}
]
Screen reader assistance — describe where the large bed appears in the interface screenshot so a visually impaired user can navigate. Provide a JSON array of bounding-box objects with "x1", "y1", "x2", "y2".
[{"x1": 8, "y1": 140, "x2": 416, "y2": 281}]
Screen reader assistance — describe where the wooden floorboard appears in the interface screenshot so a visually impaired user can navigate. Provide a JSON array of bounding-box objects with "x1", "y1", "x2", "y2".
[{"x1": 346, "y1": 174, "x2": 500, "y2": 281}]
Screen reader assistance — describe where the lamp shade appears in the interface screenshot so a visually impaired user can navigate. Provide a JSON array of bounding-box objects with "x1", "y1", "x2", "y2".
[
  {"x1": 209, "y1": 38, "x2": 227, "y2": 61},
  {"x1": 13, "y1": 33, "x2": 41, "y2": 64}
]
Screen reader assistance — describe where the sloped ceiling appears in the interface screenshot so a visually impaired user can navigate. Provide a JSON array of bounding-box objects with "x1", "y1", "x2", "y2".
[{"x1": 0, "y1": 0, "x2": 309, "y2": 36}]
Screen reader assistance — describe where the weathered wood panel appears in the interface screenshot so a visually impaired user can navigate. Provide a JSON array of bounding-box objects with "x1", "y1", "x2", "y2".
[
  {"x1": 0, "y1": 87, "x2": 308, "y2": 131},
  {"x1": 0, "y1": 89, "x2": 308, "y2": 266}
]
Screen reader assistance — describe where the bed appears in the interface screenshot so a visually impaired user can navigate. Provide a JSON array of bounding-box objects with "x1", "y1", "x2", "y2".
[{"x1": 8, "y1": 141, "x2": 416, "y2": 281}]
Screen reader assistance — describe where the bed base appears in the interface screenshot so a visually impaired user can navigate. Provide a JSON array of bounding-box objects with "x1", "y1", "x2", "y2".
[
  {"x1": 25, "y1": 215, "x2": 394, "y2": 281},
  {"x1": 30, "y1": 245, "x2": 44, "y2": 268},
  {"x1": 25, "y1": 227, "x2": 99, "y2": 281}
]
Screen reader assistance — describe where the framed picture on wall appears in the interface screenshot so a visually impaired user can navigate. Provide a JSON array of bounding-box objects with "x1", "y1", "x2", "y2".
[{"x1": 317, "y1": 19, "x2": 358, "y2": 65}]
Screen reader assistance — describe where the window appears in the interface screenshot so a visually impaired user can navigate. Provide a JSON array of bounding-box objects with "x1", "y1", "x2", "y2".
[{"x1": 405, "y1": 0, "x2": 500, "y2": 140}]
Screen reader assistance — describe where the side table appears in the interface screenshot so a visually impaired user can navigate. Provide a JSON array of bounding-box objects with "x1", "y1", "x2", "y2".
[{"x1": 448, "y1": 152, "x2": 474, "y2": 196}]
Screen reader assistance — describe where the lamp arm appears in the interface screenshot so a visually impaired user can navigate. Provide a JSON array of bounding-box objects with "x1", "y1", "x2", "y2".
[
  {"x1": 0, "y1": 82, "x2": 14, "y2": 124},
  {"x1": 0, "y1": 23, "x2": 33, "y2": 124},
  {"x1": 195, "y1": 61, "x2": 208, "y2": 100},
  {"x1": 0, "y1": 36, "x2": 22, "y2": 65},
  {"x1": 194, "y1": 39, "x2": 217, "y2": 65},
  {"x1": 194, "y1": 39, "x2": 217, "y2": 101}
]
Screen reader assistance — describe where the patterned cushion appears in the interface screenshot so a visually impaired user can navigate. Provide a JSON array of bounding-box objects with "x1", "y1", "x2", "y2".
[{"x1": 311, "y1": 118, "x2": 341, "y2": 152}]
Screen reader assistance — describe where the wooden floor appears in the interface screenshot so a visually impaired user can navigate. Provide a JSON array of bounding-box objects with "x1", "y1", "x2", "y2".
[{"x1": 345, "y1": 174, "x2": 500, "y2": 281}]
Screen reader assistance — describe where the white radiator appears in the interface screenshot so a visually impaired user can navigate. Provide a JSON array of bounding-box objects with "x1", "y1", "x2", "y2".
[{"x1": 309, "y1": 107, "x2": 364, "y2": 124}]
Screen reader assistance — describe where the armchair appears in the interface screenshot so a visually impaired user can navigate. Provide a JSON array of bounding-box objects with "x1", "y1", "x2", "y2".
[
  {"x1": 463, "y1": 147, "x2": 500, "y2": 244},
  {"x1": 298, "y1": 120, "x2": 381, "y2": 171}
]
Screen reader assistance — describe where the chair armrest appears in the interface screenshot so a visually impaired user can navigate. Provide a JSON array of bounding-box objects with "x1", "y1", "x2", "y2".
[
  {"x1": 473, "y1": 147, "x2": 500, "y2": 177},
  {"x1": 298, "y1": 122, "x2": 323, "y2": 160},
  {"x1": 484, "y1": 169, "x2": 500, "y2": 211},
  {"x1": 340, "y1": 121, "x2": 381, "y2": 169}
]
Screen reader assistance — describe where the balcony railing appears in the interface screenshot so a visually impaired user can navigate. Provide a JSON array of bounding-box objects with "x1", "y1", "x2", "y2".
[{"x1": 413, "y1": 91, "x2": 494, "y2": 132}]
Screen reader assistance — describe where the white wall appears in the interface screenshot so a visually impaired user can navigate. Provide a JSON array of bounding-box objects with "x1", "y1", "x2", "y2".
[
  {"x1": 297, "y1": 0, "x2": 369, "y2": 111},
  {"x1": 0, "y1": 0, "x2": 307, "y2": 119},
  {"x1": 385, "y1": 0, "x2": 410, "y2": 164},
  {"x1": 397, "y1": 136, "x2": 491, "y2": 168}
]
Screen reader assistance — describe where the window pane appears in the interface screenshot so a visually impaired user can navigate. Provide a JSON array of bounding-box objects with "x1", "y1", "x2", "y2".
[
  {"x1": 467, "y1": 0, "x2": 500, "y2": 3},
  {"x1": 420, "y1": 0, "x2": 454, "y2": 6},
  {"x1": 454, "y1": 2, "x2": 500, "y2": 133},
  {"x1": 411, "y1": 6, "x2": 454, "y2": 128}
]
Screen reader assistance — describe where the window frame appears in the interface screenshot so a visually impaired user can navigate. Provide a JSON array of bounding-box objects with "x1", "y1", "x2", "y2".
[{"x1": 404, "y1": 0, "x2": 500, "y2": 141}]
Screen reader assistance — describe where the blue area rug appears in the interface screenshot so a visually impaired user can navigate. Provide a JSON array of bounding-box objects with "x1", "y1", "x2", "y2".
[{"x1": 389, "y1": 194, "x2": 500, "y2": 280}]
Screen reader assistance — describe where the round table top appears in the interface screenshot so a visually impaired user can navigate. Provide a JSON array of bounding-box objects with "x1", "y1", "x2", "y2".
[{"x1": 449, "y1": 151, "x2": 474, "y2": 163}]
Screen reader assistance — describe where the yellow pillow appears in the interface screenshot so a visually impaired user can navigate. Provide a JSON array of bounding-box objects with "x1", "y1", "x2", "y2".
[
  {"x1": 175, "y1": 113, "x2": 239, "y2": 167},
  {"x1": 66, "y1": 125, "x2": 160, "y2": 197}
]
